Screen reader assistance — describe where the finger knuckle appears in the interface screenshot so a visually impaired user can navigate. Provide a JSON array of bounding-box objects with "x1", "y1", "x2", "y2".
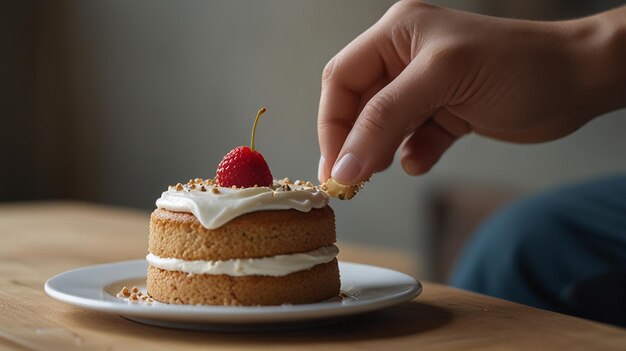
[
  {"x1": 426, "y1": 43, "x2": 474, "y2": 69},
  {"x1": 318, "y1": 116, "x2": 353, "y2": 135},
  {"x1": 357, "y1": 93, "x2": 397, "y2": 136},
  {"x1": 389, "y1": 0, "x2": 431, "y2": 14}
]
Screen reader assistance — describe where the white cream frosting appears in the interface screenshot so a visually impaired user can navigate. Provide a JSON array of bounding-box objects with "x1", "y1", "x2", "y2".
[
  {"x1": 156, "y1": 180, "x2": 329, "y2": 229},
  {"x1": 147, "y1": 245, "x2": 338, "y2": 277}
]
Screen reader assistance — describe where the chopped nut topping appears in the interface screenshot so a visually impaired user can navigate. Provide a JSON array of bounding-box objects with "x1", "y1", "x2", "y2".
[
  {"x1": 194, "y1": 178, "x2": 203, "y2": 184},
  {"x1": 189, "y1": 184, "x2": 196, "y2": 190},
  {"x1": 276, "y1": 183, "x2": 291, "y2": 192},
  {"x1": 294, "y1": 180, "x2": 304, "y2": 186},
  {"x1": 120, "y1": 287, "x2": 130, "y2": 297},
  {"x1": 305, "y1": 181, "x2": 314, "y2": 187},
  {"x1": 200, "y1": 185, "x2": 207, "y2": 192},
  {"x1": 320, "y1": 178, "x2": 367, "y2": 200},
  {"x1": 116, "y1": 286, "x2": 155, "y2": 305},
  {"x1": 211, "y1": 187, "x2": 220, "y2": 194},
  {"x1": 282, "y1": 177, "x2": 291, "y2": 184},
  {"x1": 175, "y1": 183, "x2": 183, "y2": 191}
]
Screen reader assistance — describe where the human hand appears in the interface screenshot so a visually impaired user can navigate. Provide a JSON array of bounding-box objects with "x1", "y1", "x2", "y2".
[{"x1": 317, "y1": 0, "x2": 626, "y2": 184}]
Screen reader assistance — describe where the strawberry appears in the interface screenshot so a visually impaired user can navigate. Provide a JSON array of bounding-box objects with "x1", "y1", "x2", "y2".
[
  {"x1": 215, "y1": 146, "x2": 272, "y2": 187},
  {"x1": 215, "y1": 107, "x2": 273, "y2": 188}
]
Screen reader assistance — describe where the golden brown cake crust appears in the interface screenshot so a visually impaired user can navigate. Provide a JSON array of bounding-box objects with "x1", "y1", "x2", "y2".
[
  {"x1": 147, "y1": 259, "x2": 340, "y2": 306},
  {"x1": 149, "y1": 207, "x2": 335, "y2": 260}
]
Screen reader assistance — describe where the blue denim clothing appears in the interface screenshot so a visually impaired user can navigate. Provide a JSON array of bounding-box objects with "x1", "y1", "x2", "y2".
[{"x1": 450, "y1": 174, "x2": 626, "y2": 326}]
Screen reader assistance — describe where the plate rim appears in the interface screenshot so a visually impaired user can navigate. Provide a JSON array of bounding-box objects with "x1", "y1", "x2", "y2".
[{"x1": 44, "y1": 259, "x2": 422, "y2": 323}]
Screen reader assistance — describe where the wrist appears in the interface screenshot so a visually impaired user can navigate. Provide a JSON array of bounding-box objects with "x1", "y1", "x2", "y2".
[{"x1": 564, "y1": 7, "x2": 626, "y2": 119}]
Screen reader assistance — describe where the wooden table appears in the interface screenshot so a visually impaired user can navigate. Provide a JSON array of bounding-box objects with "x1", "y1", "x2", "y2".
[{"x1": 1, "y1": 202, "x2": 625, "y2": 350}]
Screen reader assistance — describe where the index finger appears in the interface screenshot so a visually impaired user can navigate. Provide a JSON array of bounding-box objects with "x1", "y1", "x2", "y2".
[{"x1": 317, "y1": 28, "x2": 388, "y2": 183}]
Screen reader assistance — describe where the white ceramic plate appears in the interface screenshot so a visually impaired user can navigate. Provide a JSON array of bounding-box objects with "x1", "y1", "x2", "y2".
[{"x1": 45, "y1": 260, "x2": 421, "y2": 331}]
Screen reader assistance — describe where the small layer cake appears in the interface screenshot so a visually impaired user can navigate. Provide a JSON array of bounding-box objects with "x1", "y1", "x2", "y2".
[{"x1": 147, "y1": 178, "x2": 340, "y2": 306}]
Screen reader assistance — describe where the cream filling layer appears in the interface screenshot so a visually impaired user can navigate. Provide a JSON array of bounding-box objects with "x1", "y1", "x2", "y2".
[
  {"x1": 156, "y1": 180, "x2": 329, "y2": 229},
  {"x1": 147, "y1": 244, "x2": 338, "y2": 277}
]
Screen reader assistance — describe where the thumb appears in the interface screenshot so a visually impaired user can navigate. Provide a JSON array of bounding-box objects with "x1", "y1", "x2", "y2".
[{"x1": 331, "y1": 55, "x2": 445, "y2": 184}]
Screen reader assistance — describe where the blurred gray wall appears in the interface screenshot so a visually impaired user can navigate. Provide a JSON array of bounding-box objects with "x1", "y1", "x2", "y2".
[{"x1": 4, "y1": 0, "x2": 626, "y2": 278}]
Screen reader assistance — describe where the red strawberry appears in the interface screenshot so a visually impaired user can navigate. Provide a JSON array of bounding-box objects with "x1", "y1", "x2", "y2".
[
  {"x1": 215, "y1": 107, "x2": 273, "y2": 188},
  {"x1": 215, "y1": 146, "x2": 273, "y2": 187}
]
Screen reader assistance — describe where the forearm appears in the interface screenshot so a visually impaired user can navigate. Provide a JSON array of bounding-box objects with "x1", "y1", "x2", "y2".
[{"x1": 567, "y1": 6, "x2": 626, "y2": 119}]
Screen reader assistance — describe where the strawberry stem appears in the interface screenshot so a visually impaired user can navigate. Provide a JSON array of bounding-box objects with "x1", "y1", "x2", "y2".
[{"x1": 250, "y1": 107, "x2": 266, "y2": 152}]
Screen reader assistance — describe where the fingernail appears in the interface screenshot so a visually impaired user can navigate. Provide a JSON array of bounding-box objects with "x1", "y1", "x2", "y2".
[
  {"x1": 402, "y1": 159, "x2": 421, "y2": 176},
  {"x1": 331, "y1": 153, "x2": 362, "y2": 184},
  {"x1": 318, "y1": 155, "x2": 327, "y2": 183}
]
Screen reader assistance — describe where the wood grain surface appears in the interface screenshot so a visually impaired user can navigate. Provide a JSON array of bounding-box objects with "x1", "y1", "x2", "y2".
[{"x1": 1, "y1": 202, "x2": 624, "y2": 350}]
